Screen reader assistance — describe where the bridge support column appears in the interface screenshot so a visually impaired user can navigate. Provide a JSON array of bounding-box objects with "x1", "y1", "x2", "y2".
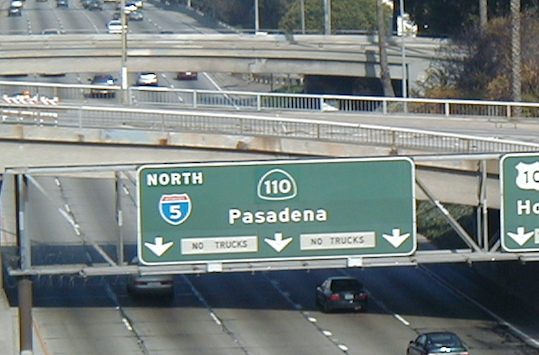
[
  {"x1": 479, "y1": 159, "x2": 489, "y2": 249},
  {"x1": 18, "y1": 277, "x2": 33, "y2": 355},
  {"x1": 15, "y1": 174, "x2": 33, "y2": 354}
]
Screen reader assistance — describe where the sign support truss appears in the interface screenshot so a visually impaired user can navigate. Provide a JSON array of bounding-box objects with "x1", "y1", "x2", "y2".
[{"x1": 4, "y1": 156, "x2": 539, "y2": 278}]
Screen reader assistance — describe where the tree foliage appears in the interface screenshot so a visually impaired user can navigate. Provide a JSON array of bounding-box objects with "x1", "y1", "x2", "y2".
[
  {"x1": 279, "y1": 0, "x2": 379, "y2": 33},
  {"x1": 420, "y1": 8, "x2": 539, "y2": 101},
  {"x1": 192, "y1": 0, "x2": 294, "y2": 30},
  {"x1": 404, "y1": 0, "x2": 539, "y2": 37},
  {"x1": 192, "y1": 0, "x2": 381, "y2": 33}
]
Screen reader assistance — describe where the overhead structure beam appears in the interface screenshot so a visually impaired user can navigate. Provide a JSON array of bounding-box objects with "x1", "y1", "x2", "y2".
[
  {"x1": 7, "y1": 249, "x2": 537, "y2": 277},
  {"x1": 415, "y1": 177, "x2": 483, "y2": 253},
  {"x1": 2, "y1": 153, "x2": 535, "y2": 277}
]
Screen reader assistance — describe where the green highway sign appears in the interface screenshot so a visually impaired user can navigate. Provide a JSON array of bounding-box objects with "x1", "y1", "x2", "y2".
[
  {"x1": 137, "y1": 158, "x2": 416, "y2": 265},
  {"x1": 501, "y1": 153, "x2": 539, "y2": 252}
]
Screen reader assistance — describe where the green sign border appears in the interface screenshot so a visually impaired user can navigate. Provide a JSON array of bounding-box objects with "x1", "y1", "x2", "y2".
[
  {"x1": 501, "y1": 152, "x2": 539, "y2": 252},
  {"x1": 137, "y1": 157, "x2": 417, "y2": 265}
]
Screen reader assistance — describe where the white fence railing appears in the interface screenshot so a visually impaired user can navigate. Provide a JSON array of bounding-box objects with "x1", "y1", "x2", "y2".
[
  {"x1": 2, "y1": 80, "x2": 539, "y2": 121},
  {"x1": 2, "y1": 103, "x2": 539, "y2": 154}
]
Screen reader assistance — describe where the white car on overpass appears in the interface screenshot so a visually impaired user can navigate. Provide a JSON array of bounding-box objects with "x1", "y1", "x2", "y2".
[{"x1": 107, "y1": 20, "x2": 126, "y2": 34}]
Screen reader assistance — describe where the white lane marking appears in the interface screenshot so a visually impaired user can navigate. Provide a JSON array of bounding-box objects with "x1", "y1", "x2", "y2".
[
  {"x1": 394, "y1": 313, "x2": 411, "y2": 326},
  {"x1": 337, "y1": 344, "x2": 349, "y2": 351},
  {"x1": 210, "y1": 311, "x2": 222, "y2": 326},
  {"x1": 122, "y1": 317, "x2": 133, "y2": 331}
]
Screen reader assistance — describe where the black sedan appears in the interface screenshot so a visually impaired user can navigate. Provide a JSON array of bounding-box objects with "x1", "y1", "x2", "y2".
[
  {"x1": 315, "y1": 276, "x2": 368, "y2": 313},
  {"x1": 407, "y1": 332, "x2": 469, "y2": 355}
]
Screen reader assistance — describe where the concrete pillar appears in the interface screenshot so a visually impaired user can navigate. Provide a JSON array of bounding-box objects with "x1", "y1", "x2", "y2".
[{"x1": 18, "y1": 278, "x2": 33, "y2": 355}]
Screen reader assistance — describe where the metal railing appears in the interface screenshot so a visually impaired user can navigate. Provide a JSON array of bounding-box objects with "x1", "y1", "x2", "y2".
[
  {"x1": 2, "y1": 80, "x2": 539, "y2": 121},
  {"x1": 2, "y1": 103, "x2": 539, "y2": 154}
]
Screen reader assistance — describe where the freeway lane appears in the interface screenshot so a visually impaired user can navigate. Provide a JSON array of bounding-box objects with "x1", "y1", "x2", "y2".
[
  {"x1": 4, "y1": 172, "x2": 539, "y2": 354},
  {"x1": 1, "y1": 0, "x2": 226, "y2": 35},
  {"x1": 0, "y1": 1, "x2": 443, "y2": 78},
  {"x1": 4, "y1": 266, "x2": 538, "y2": 354}
]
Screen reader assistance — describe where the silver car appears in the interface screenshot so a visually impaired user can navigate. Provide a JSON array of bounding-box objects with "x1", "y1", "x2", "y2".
[
  {"x1": 127, "y1": 273, "x2": 174, "y2": 296},
  {"x1": 127, "y1": 258, "x2": 174, "y2": 296}
]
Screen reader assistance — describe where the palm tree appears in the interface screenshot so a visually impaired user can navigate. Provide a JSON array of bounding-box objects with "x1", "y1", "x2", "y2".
[{"x1": 376, "y1": 0, "x2": 395, "y2": 97}]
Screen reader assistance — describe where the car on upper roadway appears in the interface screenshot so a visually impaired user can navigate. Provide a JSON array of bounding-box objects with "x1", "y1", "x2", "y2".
[
  {"x1": 56, "y1": 0, "x2": 68, "y2": 7},
  {"x1": 86, "y1": 0, "x2": 102, "y2": 10},
  {"x1": 407, "y1": 332, "x2": 469, "y2": 355},
  {"x1": 10, "y1": 0, "x2": 23, "y2": 8},
  {"x1": 89, "y1": 74, "x2": 117, "y2": 97},
  {"x1": 8, "y1": 6, "x2": 22, "y2": 16},
  {"x1": 176, "y1": 71, "x2": 198, "y2": 80},
  {"x1": 315, "y1": 276, "x2": 368, "y2": 313},
  {"x1": 41, "y1": 28, "x2": 61, "y2": 35},
  {"x1": 136, "y1": 72, "x2": 157, "y2": 86},
  {"x1": 112, "y1": 12, "x2": 123, "y2": 21},
  {"x1": 128, "y1": 10, "x2": 143, "y2": 21},
  {"x1": 121, "y1": 2, "x2": 137, "y2": 12},
  {"x1": 107, "y1": 20, "x2": 126, "y2": 34}
]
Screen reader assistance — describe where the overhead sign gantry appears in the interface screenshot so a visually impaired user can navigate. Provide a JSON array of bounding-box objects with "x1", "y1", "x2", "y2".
[{"x1": 137, "y1": 158, "x2": 416, "y2": 265}]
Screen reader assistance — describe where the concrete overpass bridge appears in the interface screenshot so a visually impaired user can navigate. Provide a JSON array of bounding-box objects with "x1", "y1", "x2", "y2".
[{"x1": 0, "y1": 33, "x2": 446, "y2": 91}]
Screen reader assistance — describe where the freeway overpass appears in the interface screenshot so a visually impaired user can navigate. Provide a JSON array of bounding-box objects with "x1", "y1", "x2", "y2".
[{"x1": 0, "y1": 33, "x2": 445, "y2": 92}]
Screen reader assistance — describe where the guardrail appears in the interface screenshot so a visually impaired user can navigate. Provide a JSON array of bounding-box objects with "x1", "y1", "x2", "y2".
[
  {"x1": 2, "y1": 80, "x2": 539, "y2": 121},
  {"x1": 2, "y1": 103, "x2": 538, "y2": 154}
]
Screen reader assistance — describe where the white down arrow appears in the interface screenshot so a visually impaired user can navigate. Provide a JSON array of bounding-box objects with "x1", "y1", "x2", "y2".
[
  {"x1": 264, "y1": 233, "x2": 293, "y2": 252},
  {"x1": 382, "y1": 228, "x2": 410, "y2": 248},
  {"x1": 145, "y1": 237, "x2": 174, "y2": 257}
]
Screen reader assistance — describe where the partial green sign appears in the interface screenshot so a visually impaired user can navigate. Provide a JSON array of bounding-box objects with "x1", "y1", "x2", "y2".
[
  {"x1": 501, "y1": 153, "x2": 539, "y2": 252},
  {"x1": 137, "y1": 158, "x2": 416, "y2": 265}
]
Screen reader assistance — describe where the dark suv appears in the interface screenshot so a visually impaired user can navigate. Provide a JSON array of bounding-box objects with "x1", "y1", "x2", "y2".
[
  {"x1": 315, "y1": 276, "x2": 368, "y2": 313},
  {"x1": 89, "y1": 74, "x2": 116, "y2": 98}
]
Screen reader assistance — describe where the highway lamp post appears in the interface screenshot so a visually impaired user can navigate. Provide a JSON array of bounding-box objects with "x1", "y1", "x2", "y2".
[
  {"x1": 254, "y1": 0, "x2": 259, "y2": 32},
  {"x1": 398, "y1": 0, "x2": 407, "y2": 99},
  {"x1": 121, "y1": 0, "x2": 128, "y2": 104},
  {"x1": 510, "y1": 0, "x2": 521, "y2": 116},
  {"x1": 300, "y1": 0, "x2": 305, "y2": 34},
  {"x1": 323, "y1": 0, "x2": 331, "y2": 34}
]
